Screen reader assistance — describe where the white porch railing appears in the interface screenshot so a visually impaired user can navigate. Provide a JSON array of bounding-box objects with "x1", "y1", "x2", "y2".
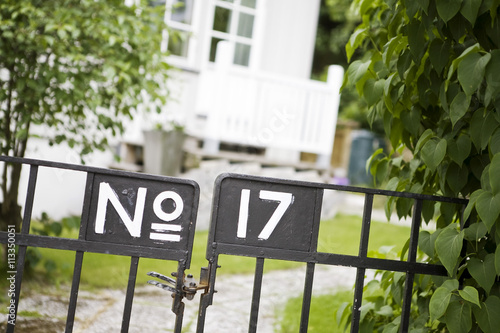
[{"x1": 194, "y1": 42, "x2": 344, "y2": 168}]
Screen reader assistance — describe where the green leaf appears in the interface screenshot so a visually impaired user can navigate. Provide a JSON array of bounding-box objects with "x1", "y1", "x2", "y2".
[
  {"x1": 347, "y1": 59, "x2": 371, "y2": 85},
  {"x1": 481, "y1": 112, "x2": 499, "y2": 150},
  {"x1": 363, "y1": 79, "x2": 385, "y2": 106},
  {"x1": 422, "y1": 200, "x2": 436, "y2": 223},
  {"x1": 490, "y1": 129, "x2": 500, "y2": 155},
  {"x1": 485, "y1": 50, "x2": 500, "y2": 106},
  {"x1": 473, "y1": 296, "x2": 500, "y2": 333},
  {"x1": 489, "y1": 153, "x2": 500, "y2": 194},
  {"x1": 476, "y1": 191, "x2": 500, "y2": 231},
  {"x1": 464, "y1": 222, "x2": 488, "y2": 241},
  {"x1": 469, "y1": 109, "x2": 499, "y2": 151},
  {"x1": 419, "y1": 230, "x2": 434, "y2": 257},
  {"x1": 458, "y1": 52, "x2": 491, "y2": 96},
  {"x1": 429, "y1": 38, "x2": 451, "y2": 74},
  {"x1": 449, "y1": 92, "x2": 470, "y2": 127},
  {"x1": 408, "y1": 19, "x2": 426, "y2": 60},
  {"x1": 429, "y1": 283, "x2": 455, "y2": 320},
  {"x1": 375, "y1": 305, "x2": 394, "y2": 317},
  {"x1": 495, "y1": 245, "x2": 500, "y2": 275},
  {"x1": 468, "y1": 254, "x2": 496, "y2": 294},
  {"x1": 446, "y1": 163, "x2": 468, "y2": 194},
  {"x1": 346, "y1": 28, "x2": 367, "y2": 62},
  {"x1": 401, "y1": 108, "x2": 421, "y2": 137},
  {"x1": 436, "y1": 0, "x2": 462, "y2": 22},
  {"x1": 447, "y1": 134, "x2": 472, "y2": 167},
  {"x1": 435, "y1": 226, "x2": 464, "y2": 276},
  {"x1": 366, "y1": 148, "x2": 385, "y2": 173},
  {"x1": 421, "y1": 138, "x2": 447, "y2": 171},
  {"x1": 415, "y1": 129, "x2": 434, "y2": 154},
  {"x1": 461, "y1": 0, "x2": 482, "y2": 25},
  {"x1": 459, "y1": 286, "x2": 481, "y2": 307},
  {"x1": 445, "y1": 301, "x2": 472, "y2": 333}
]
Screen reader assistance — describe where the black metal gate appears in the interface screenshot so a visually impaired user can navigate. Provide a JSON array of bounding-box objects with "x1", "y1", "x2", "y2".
[
  {"x1": 0, "y1": 157, "x2": 468, "y2": 332},
  {"x1": 0, "y1": 156, "x2": 200, "y2": 333}
]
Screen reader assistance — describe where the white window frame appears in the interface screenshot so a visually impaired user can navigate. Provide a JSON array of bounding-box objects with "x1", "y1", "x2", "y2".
[
  {"x1": 163, "y1": 0, "x2": 200, "y2": 69},
  {"x1": 205, "y1": 0, "x2": 260, "y2": 68}
]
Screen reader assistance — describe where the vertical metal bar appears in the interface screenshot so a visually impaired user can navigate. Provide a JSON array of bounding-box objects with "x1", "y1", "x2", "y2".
[
  {"x1": 400, "y1": 199, "x2": 423, "y2": 333},
  {"x1": 7, "y1": 164, "x2": 38, "y2": 333},
  {"x1": 121, "y1": 256, "x2": 140, "y2": 333},
  {"x1": 173, "y1": 260, "x2": 187, "y2": 333},
  {"x1": 196, "y1": 257, "x2": 219, "y2": 333},
  {"x1": 350, "y1": 193, "x2": 373, "y2": 333},
  {"x1": 66, "y1": 172, "x2": 94, "y2": 332},
  {"x1": 65, "y1": 251, "x2": 84, "y2": 333},
  {"x1": 299, "y1": 262, "x2": 315, "y2": 333},
  {"x1": 249, "y1": 257, "x2": 265, "y2": 333}
]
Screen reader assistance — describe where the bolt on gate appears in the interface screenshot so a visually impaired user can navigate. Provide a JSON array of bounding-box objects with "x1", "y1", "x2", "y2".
[{"x1": 0, "y1": 157, "x2": 468, "y2": 332}]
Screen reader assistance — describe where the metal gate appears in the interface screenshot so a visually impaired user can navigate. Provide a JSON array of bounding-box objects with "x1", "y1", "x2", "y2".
[
  {"x1": 0, "y1": 156, "x2": 200, "y2": 333},
  {"x1": 0, "y1": 157, "x2": 468, "y2": 332}
]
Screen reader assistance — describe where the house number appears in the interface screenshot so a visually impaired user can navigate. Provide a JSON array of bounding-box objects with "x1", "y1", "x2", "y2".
[{"x1": 236, "y1": 189, "x2": 294, "y2": 240}]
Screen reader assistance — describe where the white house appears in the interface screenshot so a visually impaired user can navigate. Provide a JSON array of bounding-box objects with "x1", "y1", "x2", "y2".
[{"x1": 124, "y1": 0, "x2": 343, "y2": 169}]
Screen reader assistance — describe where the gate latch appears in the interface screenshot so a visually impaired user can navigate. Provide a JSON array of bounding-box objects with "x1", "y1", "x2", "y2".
[{"x1": 147, "y1": 267, "x2": 209, "y2": 300}]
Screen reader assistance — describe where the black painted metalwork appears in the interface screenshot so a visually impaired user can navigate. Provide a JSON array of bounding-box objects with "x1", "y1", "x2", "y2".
[
  {"x1": 0, "y1": 157, "x2": 470, "y2": 332},
  {"x1": 197, "y1": 173, "x2": 468, "y2": 333},
  {"x1": 0, "y1": 156, "x2": 199, "y2": 333}
]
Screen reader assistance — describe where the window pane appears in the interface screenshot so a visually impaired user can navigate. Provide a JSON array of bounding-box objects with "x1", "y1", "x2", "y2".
[
  {"x1": 209, "y1": 37, "x2": 226, "y2": 62},
  {"x1": 241, "y1": 0, "x2": 256, "y2": 8},
  {"x1": 213, "y1": 6, "x2": 232, "y2": 33},
  {"x1": 237, "y1": 13, "x2": 254, "y2": 38},
  {"x1": 234, "y1": 43, "x2": 251, "y2": 66},
  {"x1": 149, "y1": 0, "x2": 166, "y2": 7},
  {"x1": 168, "y1": 30, "x2": 190, "y2": 57},
  {"x1": 171, "y1": 0, "x2": 194, "y2": 24}
]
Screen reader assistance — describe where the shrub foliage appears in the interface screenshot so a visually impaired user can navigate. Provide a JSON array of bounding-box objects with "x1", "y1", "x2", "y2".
[{"x1": 343, "y1": 0, "x2": 500, "y2": 331}]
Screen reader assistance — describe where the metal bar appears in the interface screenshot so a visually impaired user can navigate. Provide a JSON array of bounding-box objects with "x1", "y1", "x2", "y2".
[
  {"x1": 196, "y1": 257, "x2": 219, "y2": 333},
  {"x1": 400, "y1": 199, "x2": 423, "y2": 332},
  {"x1": 0, "y1": 232, "x2": 188, "y2": 261},
  {"x1": 173, "y1": 260, "x2": 187, "y2": 333},
  {"x1": 0, "y1": 155, "x2": 198, "y2": 187},
  {"x1": 350, "y1": 268, "x2": 366, "y2": 333},
  {"x1": 121, "y1": 256, "x2": 140, "y2": 333},
  {"x1": 212, "y1": 243, "x2": 448, "y2": 276},
  {"x1": 207, "y1": 172, "x2": 468, "y2": 205},
  {"x1": 78, "y1": 172, "x2": 95, "y2": 240},
  {"x1": 249, "y1": 257, "x2": 265, "y2": 333},
  {"x1": 7, "y1": 164, "x2": 38, "y2": 333},
  {"x1": 350, "y1": 193, "x2": 374, "y2": 332},
  {"x1": 65, "y1": 251, "x2": 84, "y2": 332},
  {"x1": 65, "y1": 172, "x2": 95, "y2": 332},
  {"x1": 308, "y1": 189, "x2": 324, "y2": 252},
  {"x1": 299, "y1": 262, "x2": 315, "y2": 333}
]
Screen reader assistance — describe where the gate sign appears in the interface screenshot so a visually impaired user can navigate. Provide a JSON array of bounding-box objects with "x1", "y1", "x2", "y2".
[
  {"x1": 209, "y1": 174, "x2": 323, "y2": 254},
  {"x1": 85, "y1": 173, "x2": 199, "y2": 250}
]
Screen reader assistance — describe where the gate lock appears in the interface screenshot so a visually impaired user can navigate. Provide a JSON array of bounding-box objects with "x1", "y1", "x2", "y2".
[{"x1": 147, "y1": 267, "x2": 210, "y2": 300}]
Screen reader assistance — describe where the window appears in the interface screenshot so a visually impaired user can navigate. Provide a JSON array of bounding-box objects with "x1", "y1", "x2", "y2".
[
  {"x1": 209, "y1": 0, "x2": 257, "y2": 67},
  {"x1": 165, "y1": 0, "x2": 196, "y2": 59}
]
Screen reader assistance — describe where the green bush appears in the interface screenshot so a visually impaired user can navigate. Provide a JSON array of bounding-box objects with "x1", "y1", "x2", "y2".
[{"x1": 344, "y1": 0, "x2": 500, "y2": 331}]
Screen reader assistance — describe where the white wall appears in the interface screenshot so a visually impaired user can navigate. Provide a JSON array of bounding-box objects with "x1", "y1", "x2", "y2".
[{"x1": 256, "y1": 0, "x2": 320, "y2": 79}]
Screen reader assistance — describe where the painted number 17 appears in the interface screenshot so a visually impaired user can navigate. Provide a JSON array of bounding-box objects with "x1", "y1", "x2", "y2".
[{"x1": 236, "y1": 189, "x2": 294, "y2": 240}]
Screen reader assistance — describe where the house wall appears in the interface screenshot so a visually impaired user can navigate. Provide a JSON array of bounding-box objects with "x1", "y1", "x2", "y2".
[{"x1": 256, "y1": 0, "x2": 320, "y2": 79}]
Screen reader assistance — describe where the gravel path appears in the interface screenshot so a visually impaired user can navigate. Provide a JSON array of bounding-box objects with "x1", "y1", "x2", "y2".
[{"x1": 10, "y1": 265, "x2": 359, "y2": 332}]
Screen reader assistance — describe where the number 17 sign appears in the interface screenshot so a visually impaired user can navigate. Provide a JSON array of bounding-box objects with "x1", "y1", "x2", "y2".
[{"x1": 208, "y1": 173, "x2": 324, "y2": 255}]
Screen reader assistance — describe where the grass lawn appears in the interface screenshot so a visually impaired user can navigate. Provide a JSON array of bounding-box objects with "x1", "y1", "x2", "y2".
[{"x1": 276, "y1": 215, "x2": 413, "y2": 333}]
